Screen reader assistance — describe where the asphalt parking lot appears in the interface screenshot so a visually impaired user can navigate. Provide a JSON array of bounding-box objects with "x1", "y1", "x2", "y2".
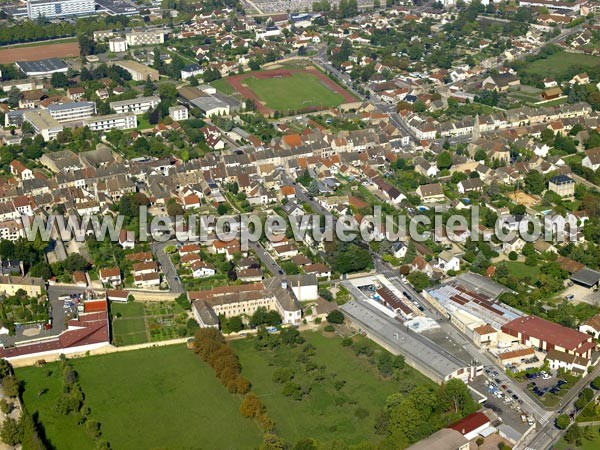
[{"x1": 471, "y1": 375, "x2": 530, "y2": 434}]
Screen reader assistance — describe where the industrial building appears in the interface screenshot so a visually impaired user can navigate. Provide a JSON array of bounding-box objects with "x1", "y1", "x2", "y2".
[
  {"x1": 113, "y1": 60, "x2": 159, "y2": 82},
  {"x1": 501, "y1": 315, "x2": 594, "y2": 361},
  {"x1": 16, "y1": 58, "x2": 69, "y2": 78}
]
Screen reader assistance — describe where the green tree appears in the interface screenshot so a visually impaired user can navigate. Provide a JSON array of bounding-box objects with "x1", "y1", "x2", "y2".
[
  {"x1": 406, "y1": 271, "x2": 430, "y2": 292},
  {"x1": 555, "y1": 414, "x2": 570, "y2": 429},
  {"x1": 51, "y1": 72, "x2": 69, "y2": 89},
  {"x1": 524, "y1": 170, "x2": 545, "y2": 195},
  {"x1": 326, "y1": 310, "x2": 344, "y2": 324},
  {"x1": 0, "y1": 417, "x2": 20, "y2": 446},
  {"x1": 2, "y1": 376, "x2": 19, "y2": 397},
  {"x1": 436, "y1": 151, "x2": 452, "y2": 170}
]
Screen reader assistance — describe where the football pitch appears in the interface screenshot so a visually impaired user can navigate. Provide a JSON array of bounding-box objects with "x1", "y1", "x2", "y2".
[{"x1": 243, "y1": 71, "x2": 347, "y2": 111}]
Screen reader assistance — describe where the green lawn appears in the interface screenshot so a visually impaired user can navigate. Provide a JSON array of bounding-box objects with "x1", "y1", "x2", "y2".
[
  {"x1": 503, "y1": 261, "x2": 540, "y2": 282},
  {"x1": 243, "y1": 72, "x2": 347, "y2": 111},
  {"x1": 555, "y1": 425, "x2": 600, "y2": 449},
  {"x1": 520, "y1": 52, "x2": 600, "y2": 79},
  {"x1": 110, "y1": 302, "x2": 147, "y2": 346},
  {"x1": 17, "y1": 345, "x2": 262, "y2": 450},
  {"x1": 210, "y1": 78, "x2": 236, "y2": 95},
  {"x1": 231, "y1": 331, "x2": 435, "y2": 446}
]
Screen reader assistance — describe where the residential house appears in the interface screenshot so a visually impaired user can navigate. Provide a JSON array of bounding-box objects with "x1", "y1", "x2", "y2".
[
  {"x1": 416, "y1": 183, "x2": 445, "y2": 203},
  {"x1": 582, "y1": 148, "x2": 600, "y2": 172},
  {"x1": 99, "y1": 268, "x2": 121, "y2": 286}
]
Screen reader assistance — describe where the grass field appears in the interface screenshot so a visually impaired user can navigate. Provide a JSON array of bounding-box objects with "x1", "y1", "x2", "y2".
[
  {"x1": 555, "y1": 425, "x2": 600, "y2": 449},
  {"x1": 243, "y1": 72, "x2": 347, "y2": 111},
  {"x1": 503, "y1": 261, "x2": 540, "y2": 282},
  {"x1": 231, "y1": 331, "x2": 435, "y2": 446},
  {"x1": 17, "y1": 345, "x2": 262, "y2": 450},
  {"x1": 210, "y1": 78, "x2": 236, "y2": 95},
  {"x1": 111, "y1": 302, "x2": 147, "y2": 345},
  {"x1": 520, "y1": 52, "x2": 600, "y2": 79}
]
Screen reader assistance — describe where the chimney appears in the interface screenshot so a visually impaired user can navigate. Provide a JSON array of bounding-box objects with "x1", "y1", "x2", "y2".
[{"x1": 281, "y1": 279, "x2": 288, "y2": 289}]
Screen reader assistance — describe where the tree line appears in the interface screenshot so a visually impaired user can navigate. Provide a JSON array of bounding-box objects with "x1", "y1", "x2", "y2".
[{"x1": 0, "y1": 359, "x2": 47, "y2": 450}]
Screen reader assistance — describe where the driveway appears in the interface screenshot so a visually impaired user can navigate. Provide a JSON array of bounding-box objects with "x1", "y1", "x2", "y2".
[{"x1": 151, "y1": 241, "x2": 184, "y2": 294}]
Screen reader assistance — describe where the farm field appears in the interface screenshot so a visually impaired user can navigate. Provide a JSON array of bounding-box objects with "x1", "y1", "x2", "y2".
[
  {"x1": 519, "y1": 52, "x2": 600, "y2": 79},
  {"x1": 231, "y1": 331, "x2": 435, "y2": 446},
  {"x1": 16, "y1": 345, "x2": 262, "y2": 450}
]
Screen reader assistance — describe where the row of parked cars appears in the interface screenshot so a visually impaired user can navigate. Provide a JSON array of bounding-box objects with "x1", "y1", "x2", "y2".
[
  {"x1": 525, "y1": 370, "x2": 551, "y2": 380},
  {"x1": 530, "y1": 379, "x2": 566, "y2": 397}
]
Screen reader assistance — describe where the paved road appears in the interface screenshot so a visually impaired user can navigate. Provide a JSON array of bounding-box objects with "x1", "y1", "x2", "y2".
[
  {"x1": 247, "y1": 240, "x2": 282, "y2": 276},
  {"x1": 151, "y1": 241, "x2": 184, "y2": 294}
]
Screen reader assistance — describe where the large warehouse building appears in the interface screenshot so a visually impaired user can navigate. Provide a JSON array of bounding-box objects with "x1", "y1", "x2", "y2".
[{"x1": 501, "y1": 315, "x2": 594, "y2": 361}]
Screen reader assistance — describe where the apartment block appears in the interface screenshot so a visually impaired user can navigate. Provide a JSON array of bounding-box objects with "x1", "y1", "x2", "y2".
[
  {"x1": 23, "y1": 110, "x2": 63, "y2": 141},
  {"x1": 47, "y1": 102, "x2": 96, "y2": 123},
  {"x1": 110, "y1": 96, "x2": 160, "y2": 115},
  {"x1": 83, "y1": 113, "x2": 137, "y2": 132}
]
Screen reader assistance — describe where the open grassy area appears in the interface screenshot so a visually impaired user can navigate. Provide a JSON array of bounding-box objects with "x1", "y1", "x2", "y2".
[
  {"x1": 110, "y1": 302, "x2": 147, "y2": 346},
  {"x1": 210, "y1": 77, "x2": 236, "y2": 95},
  {"x1": 16, "y1": 345, "x2": 262, "y2": 450},
  {"x1": 555, "y1": 425, "x2": 600, "y2": 450},
  {"x1": 520, "y1": 52, "x2": 600, "y2": 79},
  {"x1": 503, "y1": 261, "x2": 540, "y2": 282},
  {"x1": 243, "y1": 72, "x2": 347, "y2": 111},
  {"x1": 231, "y1": 331, "x2": 435, "y2": 446}
]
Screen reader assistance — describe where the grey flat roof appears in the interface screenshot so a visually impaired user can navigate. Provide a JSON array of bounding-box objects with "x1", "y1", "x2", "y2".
[
  {"x1": 190, "y1": 96, "x2": 227, "y2": 112},
  {"x1": 340, "y1": 300, "x2": 469, "y2": 382},
  {"x1": 16, "y1": 58, "x2": 68, "y2": 74},
  {"x1": 454, "y1": 272, "x2": 513, "y2": 299},
  {"x1": 571, "y1": 268, "x2": 600, "y2": 287},
  {"x1": 47, "y1": 101, "x2": 95, "y2": 112}
]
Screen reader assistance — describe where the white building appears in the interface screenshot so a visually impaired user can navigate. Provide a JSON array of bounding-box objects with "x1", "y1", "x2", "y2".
[
  {"x1": 26, "y1": 0, "x2": 95, "y2": 19},
  {"x1": 110, "y1": 96, "x2": 160, "y2": 115},
  {"x1": 84, "y1": 113, "x2": 137, "y2": 132},
  {"x1": 0, "y1": 219, "x2": 24, "y2": 242},
  {"x1": 125, "y1": 31, "x2": 165, "y2": 47},
  {"x1": 108, "y1": 38, "x2": 128, "y2": 53},
  {"x1": 23, "y1": 110, "x2": 63, "y2": 141},
  {"x1": 169, "y1": 105, "x2": 189, "y2": 121},
  {"x1": 181, "y1": 64, "x2": 203, "y2": 80},
  {"x1": 47, "y1": 102, "x2": 96, "y2": 123}
]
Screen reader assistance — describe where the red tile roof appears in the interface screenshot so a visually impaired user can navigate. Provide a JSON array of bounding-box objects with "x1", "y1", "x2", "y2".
[
  {"x1": 448, "y1": 412, "x2": 490, "y2": 435},
  {"x1": 502, "y1": 316, "x2": 591, "y2": 351}
]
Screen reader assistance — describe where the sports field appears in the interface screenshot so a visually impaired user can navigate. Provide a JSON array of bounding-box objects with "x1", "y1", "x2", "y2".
[
  {"x1": 225, "y1": 66, "x2": 356, "y2": 114},
  {"x1": 244, "y1": 71, "x2": 346, "y2": 111},
  {"x1": 16, "y1": 345, "x2": 262, "y2": 450},
  {"x1": 0, "y1": 41, "x2": 79, "y2": 64}
]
